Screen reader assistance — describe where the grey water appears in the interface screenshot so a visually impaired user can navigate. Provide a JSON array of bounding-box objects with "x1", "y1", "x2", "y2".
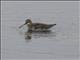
[{"x1": 1, "y1": 1, "x2": 79, "y2": 60}]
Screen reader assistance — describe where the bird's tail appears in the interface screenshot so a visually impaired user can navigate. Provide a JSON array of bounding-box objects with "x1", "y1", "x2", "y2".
[{"x1": 48, "y1": 24, "x2": 56, "y2": 29}]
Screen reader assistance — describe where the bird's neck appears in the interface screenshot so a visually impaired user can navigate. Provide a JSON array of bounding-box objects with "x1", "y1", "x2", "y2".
[{"x1": 27, "y1": 23, "x2": 32, "y2": 30}]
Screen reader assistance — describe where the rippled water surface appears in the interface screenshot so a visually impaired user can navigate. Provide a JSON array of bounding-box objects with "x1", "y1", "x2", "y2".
[{"x1": 1, "y1": 1, "x2": 79, "y2": 60}]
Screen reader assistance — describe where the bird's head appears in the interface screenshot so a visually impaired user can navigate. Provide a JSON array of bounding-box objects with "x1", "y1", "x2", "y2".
[
  {"x1": 25, "y1": 19, "x2": 32, "y2": 24},
  {"x1": 19, "y1": 19, "x2": 32, "y2": 28}
]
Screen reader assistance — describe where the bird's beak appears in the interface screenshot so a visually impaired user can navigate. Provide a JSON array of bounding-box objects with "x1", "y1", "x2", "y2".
[{"x1": 19, "y1": 23, "x2": 26, "y2": 28}]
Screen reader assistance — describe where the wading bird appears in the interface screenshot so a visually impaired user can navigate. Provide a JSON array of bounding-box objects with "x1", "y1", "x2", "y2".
[{"x1": 19, "y1": 19, "x2": 56, "y2": 31}]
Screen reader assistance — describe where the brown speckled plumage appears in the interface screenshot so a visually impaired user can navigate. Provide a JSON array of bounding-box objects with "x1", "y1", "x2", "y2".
[{"x1": 19, "y1": 19, "x2": 56, "y2": 31}]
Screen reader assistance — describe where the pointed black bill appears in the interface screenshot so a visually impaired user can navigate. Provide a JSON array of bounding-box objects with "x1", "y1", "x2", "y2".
[{"x1": 19, "y1": 24, "x2": 25, "y2": 28}]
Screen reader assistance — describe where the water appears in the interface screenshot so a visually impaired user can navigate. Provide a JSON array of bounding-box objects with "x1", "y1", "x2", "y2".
[{"x1": 1, "y1": 1, "x2": 79, "y2": 60}]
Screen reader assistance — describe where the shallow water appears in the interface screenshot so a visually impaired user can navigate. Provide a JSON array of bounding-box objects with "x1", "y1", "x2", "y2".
[{"x1": 1, "y1": 1, "x2": 79, "y2": 60}]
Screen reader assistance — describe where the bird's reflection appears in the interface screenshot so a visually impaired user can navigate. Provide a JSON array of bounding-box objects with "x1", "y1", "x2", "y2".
[
  {"x1": 25, "y1": 30, "x2": 32, "y2": 39},
  {"x1": 24, "y1": 30, "x2": 56, "y2": 40}
]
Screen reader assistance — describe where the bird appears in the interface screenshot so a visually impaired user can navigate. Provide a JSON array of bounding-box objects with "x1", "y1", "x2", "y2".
[{"x1": 19, "y1": 19, "x2": 56, "y2": 31}]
